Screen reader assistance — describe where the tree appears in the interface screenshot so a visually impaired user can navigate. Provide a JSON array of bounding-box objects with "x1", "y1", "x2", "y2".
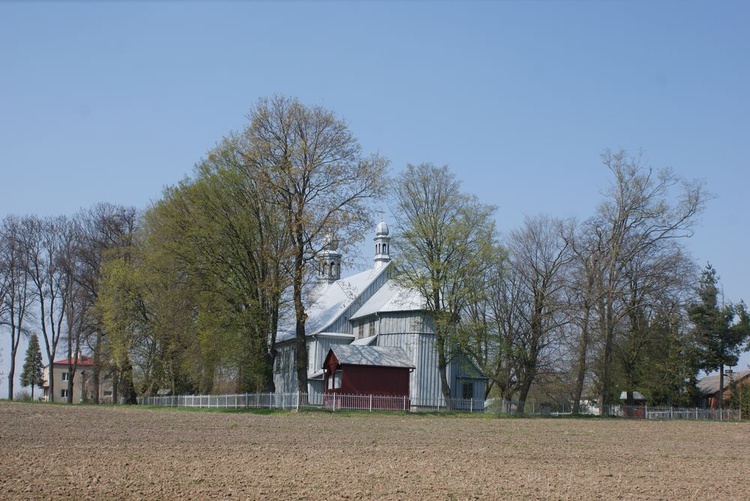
[
  {"x1": 1, "y1": 215, "x2": 34, "y2": 401},
  {"x1": 502, "y1": 216, "x2": 572, "y2": 412},
  {"x1": 243, "y1": 95, "x2": 388, "y2": 393},
  {"x1": 392, "y1": 163, "x2": 499, "y2": 407},
  {"x1": 20, "y1": 333, "x2": 44, "y2": 400},
  {"x1": 72, "y1": 203, "x2": 139, "y2": 403},
  {"x1": 613, "y1": 245, "x2": 696, "y2": 405},
  {"x1": 585, "y1": 149, "x2": 706, "y2": 410},
  {"x1": 21, "y1": 215, "x2": 74, "y2": 404},
  {"x1": 688, "y1": 263, "x2": 750, "y2": 409}
]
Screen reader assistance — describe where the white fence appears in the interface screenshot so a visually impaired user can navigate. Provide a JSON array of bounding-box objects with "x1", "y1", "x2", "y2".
[
  {"x1": 137, "y1": 392, "x2": 484, "y2": 413},
  {"x1": 137, "y1": 393, "x2": 743, "y2": 420},
  {"x1": 605, "y1": 405, "x2": 742, "y2": 421}
]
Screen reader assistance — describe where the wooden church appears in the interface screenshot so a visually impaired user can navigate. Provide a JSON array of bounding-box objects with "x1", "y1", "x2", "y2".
[{"x1": 273, "y1": 222, "x2": 487, "y2": 409}]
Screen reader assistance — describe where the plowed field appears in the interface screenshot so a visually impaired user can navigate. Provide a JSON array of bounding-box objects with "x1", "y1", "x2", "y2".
[{"x1": 1, "y1": 401, "x2": 748, "y2": 500}]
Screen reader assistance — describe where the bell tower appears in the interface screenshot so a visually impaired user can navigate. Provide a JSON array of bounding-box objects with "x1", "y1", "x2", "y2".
[
  {"x1": 317, "y1": 233, "x2": 342, "y2": 283},
  {"x1": 373, "y1": 220, "x2": 391, "y2": 269}
]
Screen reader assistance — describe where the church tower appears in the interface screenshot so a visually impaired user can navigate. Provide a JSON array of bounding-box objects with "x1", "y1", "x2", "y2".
[
  {"x1": 373, "y1": 220, "x2": 391, "y2": 269},
  {"x1": 317, "y1": 234, "x2": 342, "y2": 283}
]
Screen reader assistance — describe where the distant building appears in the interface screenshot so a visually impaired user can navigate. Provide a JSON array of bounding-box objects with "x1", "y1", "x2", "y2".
[
  {"x1": 697, "y1": 370, "x2": 750, "y2": 409},
  {"x1": 42, "y1": 355, "x2": 113, "y2": 403},
  {"x1": 273, "y1": 222, "x2": 488, "y2": 408}
]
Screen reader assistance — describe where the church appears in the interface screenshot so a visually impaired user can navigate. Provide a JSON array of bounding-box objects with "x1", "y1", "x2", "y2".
[{"x1": 273, "y1": 222, "x2": 487, "y2": 409}]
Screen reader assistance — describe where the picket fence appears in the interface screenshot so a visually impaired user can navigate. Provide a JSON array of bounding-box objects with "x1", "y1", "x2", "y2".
[{"x1": 137, "y1": 392, "x2": 742, "y2": 420}]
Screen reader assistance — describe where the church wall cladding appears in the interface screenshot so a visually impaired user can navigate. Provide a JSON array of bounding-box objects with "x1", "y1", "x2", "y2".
[
  {"x1": 378, "y1": 332, "x2": 445, "y2": 407},
  {"x1": 377, "y1": 311, "x2": 434, "y2": 337},
  {"x1": 307, "y1": 335, "x2": 354, "y2": 374},
  {"x1": 273, "y1": 345, "x2": 297, "y2": 394}
]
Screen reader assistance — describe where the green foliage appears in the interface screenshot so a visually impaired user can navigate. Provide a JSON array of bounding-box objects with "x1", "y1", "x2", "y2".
[
  {"x1": 392, "y1": 163, "x2": 499, "y2": 403},
  {"x1": 688, "y1": 264, "x2": 750, "y2": 373},
  {"x1": 20, "y1": 334, "x2": 44, "y2": 398}
]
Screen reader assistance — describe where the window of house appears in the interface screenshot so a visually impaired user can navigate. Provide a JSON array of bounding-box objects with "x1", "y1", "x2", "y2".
[
  {"x1": 462, "y1": 381, "x2": 473, "y2": 400},
  {"x1": 333, "y1": 370, "x2": 342, "y2": 390},
  {"x1": 368, "y1": 319, "x2": 375, "y2": 336},
  {"x1": 358, "y1": 323, "x2": 364, "y2": 338},
  {"x1": 61, "y1": 372, "x2": 69, "y2": 381},
  {"x1": 60, "y1": 389, "x2": 69, "y2": 399}
]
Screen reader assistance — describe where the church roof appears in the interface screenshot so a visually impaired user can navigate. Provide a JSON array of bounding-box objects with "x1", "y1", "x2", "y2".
[
  {"x1": 276, "y1": 264, "x2": 390, "y2": 343},
  {"x1": 327, "y1": 345, "x2": 415, "y2": 369},
  {"x1": 349, "y1": 279, "x2": 425, "y2": 320}
]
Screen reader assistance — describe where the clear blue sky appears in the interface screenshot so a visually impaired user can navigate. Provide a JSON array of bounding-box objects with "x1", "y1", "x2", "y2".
[{"x1": 1, "y1": 1, "x2": 748, "y2": 393}]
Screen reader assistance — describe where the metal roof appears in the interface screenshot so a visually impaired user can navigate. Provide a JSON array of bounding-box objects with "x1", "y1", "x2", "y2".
[
  {"x1": 349, "y1": 279, "x2": 425, "y2": 320},
  {"x1": 276, "y1": 264, "x2": 390, "y2": 342},
  {"x1": 351, "y1": 335, "x2": 378, "y2": 346},
  {"x1": 327, "y1": 345, "x2": 415, "y2": 369}
]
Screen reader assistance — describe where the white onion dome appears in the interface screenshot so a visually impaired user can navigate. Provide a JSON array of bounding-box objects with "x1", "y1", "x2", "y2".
[
  {"x1": 375, "y1": 220, "x2": 389, "y2": 237},
  {"x1": 323, "y1": 232, "x2": 338, "y2": 251}
]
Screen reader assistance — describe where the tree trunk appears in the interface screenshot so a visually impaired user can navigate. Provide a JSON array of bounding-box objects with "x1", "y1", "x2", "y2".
[
  {"x1": 293, "y1": 242, "x2": 308, "y2": 399},
  {"x1": 516, "y1": 375, "x2": 534, "y2": 414},
  {"x1": 572, "y1": 307, "x2": 591, "y2": 414},
  {"x1": 436, "y1": 335, "x2": 452, "y2": 410},
  {"x1": 599, "y1": 301, "x2": 615, "y2": 414}
]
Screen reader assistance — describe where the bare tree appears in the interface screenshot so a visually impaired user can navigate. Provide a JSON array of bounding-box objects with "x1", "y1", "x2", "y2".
[
  {"x1": 587, "y1": 149, "x2": 707, "y2": 409},
  {"x1": 0, "y1": 215, "x2": 34, "y2": 400},
  {"x1": 243, "y1": 96, "x2": 388, "y2": 393},
  {"x1": 503, "y1": 216, "x2": 572, "y2": 412},
  {"x1": 21, "y1": 215, "x2": 75, "y2": 402}
]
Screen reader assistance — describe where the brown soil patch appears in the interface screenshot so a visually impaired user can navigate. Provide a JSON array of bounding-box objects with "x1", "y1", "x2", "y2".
[{"x1": 1, "y1": 401, "x2": 748, "y2": 500}]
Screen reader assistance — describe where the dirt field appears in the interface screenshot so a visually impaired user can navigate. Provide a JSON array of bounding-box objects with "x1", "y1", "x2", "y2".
[{"x1": 1, "y1": 402, "x2": 748, "y2": 500}]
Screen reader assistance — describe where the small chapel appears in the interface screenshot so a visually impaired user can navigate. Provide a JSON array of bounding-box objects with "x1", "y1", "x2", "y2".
[{"x1": 273, "y1": 222, "x2": 487, "y2": 409}]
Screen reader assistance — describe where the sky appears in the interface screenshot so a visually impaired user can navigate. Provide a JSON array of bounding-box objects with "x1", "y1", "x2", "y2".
[{"x1": 1, "y1": 1, "x2": 749, "y2": 395}]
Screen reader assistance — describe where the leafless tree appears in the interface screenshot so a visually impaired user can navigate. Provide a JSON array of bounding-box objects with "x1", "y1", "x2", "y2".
[
  {"x1": 585, "y1": 149, "x2": 707, "y2": 409},
  {"x1": 502, "y1": 215, "x2": 573, "y2": 412},
  {"x1": 0, "y1": 215, "x2": 34, "y2": 400}
]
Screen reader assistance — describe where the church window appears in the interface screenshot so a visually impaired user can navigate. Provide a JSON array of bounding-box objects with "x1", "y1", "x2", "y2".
[{"x1": 462, "y1": 381, "x2": 473, "y2": 400}]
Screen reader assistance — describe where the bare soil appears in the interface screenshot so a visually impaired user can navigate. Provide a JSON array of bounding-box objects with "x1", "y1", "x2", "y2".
[{"x1": 1, "y1": 401, "x2": 748, "y2": 500}]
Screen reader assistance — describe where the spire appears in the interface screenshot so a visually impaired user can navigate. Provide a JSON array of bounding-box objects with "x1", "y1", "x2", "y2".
[
  {"x1": 374, "y1": 220, "x2": 391, "y2": 269},
  {"x1": 317, "y1": 233, "x2": 341, "y2": 283}
]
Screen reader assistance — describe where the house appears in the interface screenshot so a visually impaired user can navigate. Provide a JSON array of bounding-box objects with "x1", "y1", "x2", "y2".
[
  {"x1": 42, "y1": 355, "x2": 113, "y2": 403},
  {"x1": 697, "y1": 370, "x2": 750, "y2": 409},
  {"x1": 273, "y1": 221, "x2": 488, "y2": 408}
]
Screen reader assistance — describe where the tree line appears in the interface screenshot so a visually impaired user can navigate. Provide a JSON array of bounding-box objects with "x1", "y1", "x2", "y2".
[{"x1": 2, "y1": 95, "x2": 748, "y2": 409}]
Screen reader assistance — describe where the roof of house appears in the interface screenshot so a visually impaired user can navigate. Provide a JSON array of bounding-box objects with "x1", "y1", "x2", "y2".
[
  {"x1": 348, "y1": 279, "x2": 425, "y2": 321},
  {"x1": 697, "y1": 370, "x2": 750, "y2": 395},
  {"x1": 327, "y1": 345, "x2": 415, "y2": 369},
  {"x1": 276, "y1": 263, "x2": 391, "y2": 343},
  {"x1": 351, "y1": 335, "x2": 377, "y2": 346},
  {"x1": 619, "y1": 390, "x2": 647, "y2": 401},
  {"x1": 50, "y1": 355, "x2": 94, "y2": 367}
]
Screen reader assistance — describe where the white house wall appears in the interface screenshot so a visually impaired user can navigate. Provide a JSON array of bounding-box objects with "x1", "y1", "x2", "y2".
[
  {"x1": 377, "y1": 332, "x2": 445, "y2": 407},
  {"x1": 376, "y1": 311, "x2": 434, "y2": 336}
]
